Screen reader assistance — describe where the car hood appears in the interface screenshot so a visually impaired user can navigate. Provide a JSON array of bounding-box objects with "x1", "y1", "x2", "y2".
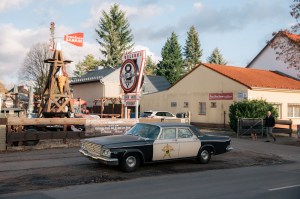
[{"x1": 82, "y1": 135, "x2": 150, "y2": 147}]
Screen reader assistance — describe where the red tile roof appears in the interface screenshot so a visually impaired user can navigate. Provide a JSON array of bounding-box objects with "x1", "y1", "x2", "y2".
[
  {"x1": 203, "y1": 63, "x2": 300, "y2": 90},
  {"x1": 282, "y1": 31, "x2": 300, "y2": 44}
]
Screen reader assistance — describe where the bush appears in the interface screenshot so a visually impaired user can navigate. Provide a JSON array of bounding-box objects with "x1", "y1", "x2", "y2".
[{"x1": 229, "y1": 99, "x2": 278, "y2": 132}]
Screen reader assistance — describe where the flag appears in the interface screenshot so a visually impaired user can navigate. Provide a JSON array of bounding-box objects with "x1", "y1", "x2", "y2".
[{"x1": 64, "y1": 32, "x2": 84, "y2": 47}]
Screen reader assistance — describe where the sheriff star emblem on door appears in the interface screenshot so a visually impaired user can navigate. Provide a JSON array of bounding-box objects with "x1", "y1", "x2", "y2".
[{"x1": 162, "y1": 144, "x2": 174, "y2": 158}]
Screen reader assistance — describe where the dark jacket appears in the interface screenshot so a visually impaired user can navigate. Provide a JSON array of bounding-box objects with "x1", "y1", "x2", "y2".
[{"x1": 265, "y1": 115, "x2": 275, "y2": 127}]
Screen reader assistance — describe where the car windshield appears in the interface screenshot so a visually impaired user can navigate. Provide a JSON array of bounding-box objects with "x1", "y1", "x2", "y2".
[
  {"x1": 125, "y1": 123, "x2": 160, "y2": 140},
  {"x1": 140, "y1": 112, "x2": 152, "y2": 117}
]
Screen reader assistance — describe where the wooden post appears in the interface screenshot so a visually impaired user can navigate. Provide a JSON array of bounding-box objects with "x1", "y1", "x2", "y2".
[{"x1": 0, "y1": 125, "x2": 6, "y2": 151}]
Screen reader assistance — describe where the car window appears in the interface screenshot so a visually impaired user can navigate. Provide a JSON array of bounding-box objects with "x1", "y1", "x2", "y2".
[
  {"x1": 165, "y1": 112, "x2": 173, "y2": 117},
  {"x1": 140, "y1": 112, "x2": 152, "y2": 117},
  {"x1": 126, "y1": 123, "x2": 160, "y2": 139},
  {"x1": 156, "y1": 112, "x2": 164, "y2": 116},
  {"x1": 160, "y1": 128, "x2": 176, "y2": 139},
  {"x1": 178, "y1": 128, "x2": 193, "y2": 138}
]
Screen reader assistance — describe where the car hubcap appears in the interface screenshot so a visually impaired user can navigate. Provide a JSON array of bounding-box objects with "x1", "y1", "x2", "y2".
[
  {"x1": 126, "y1": 156, "x2": 136, "y2": 168},
  {"x1": 201, "y1": 150, "x2": 209, "y2": 160}
]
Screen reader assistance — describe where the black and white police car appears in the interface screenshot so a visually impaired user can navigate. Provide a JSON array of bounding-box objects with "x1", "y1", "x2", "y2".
[{"x1": 79, "y1": 122, "x2": 233, "y2": 172}]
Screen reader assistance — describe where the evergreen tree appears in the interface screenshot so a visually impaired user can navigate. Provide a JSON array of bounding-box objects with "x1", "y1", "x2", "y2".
[
  {"x1": 73, "y1": 54, "x2": 101, "y2": 77},
  {"x1": 207, "y1": 48, "x2": 227, "y2": 65},
  {"x1": 95, "y1": 4, "x2": 134, "y2": 68},
  {"x1": 183, "y1": 26, "x2": 202, "y2": 71},
  {"x1": 157, "y1": 32, "x2": 183, "y2": 84},
  {"x1": 144, "y1": 56, "x2": 157, "y2": 75}
]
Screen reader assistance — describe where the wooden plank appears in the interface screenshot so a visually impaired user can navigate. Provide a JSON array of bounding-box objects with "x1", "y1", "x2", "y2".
[{"x1": 5, "y1": 118, "x2": 86, "y2": 126}]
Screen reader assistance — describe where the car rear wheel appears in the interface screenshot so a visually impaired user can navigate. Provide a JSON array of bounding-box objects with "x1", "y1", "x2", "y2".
[
  {"x1": 120, "y1": 153, "x2": 140, "y2": 172},
  {"x1": 197, "y1": 148, "x2": 211, "y2": 164}
]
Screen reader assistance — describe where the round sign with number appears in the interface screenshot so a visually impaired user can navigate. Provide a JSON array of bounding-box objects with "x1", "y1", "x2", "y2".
[{"x1": 120, "y1": 59, "x2": 138, "y2": 93}]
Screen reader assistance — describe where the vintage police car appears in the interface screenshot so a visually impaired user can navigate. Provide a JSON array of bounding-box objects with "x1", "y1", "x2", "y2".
[{"x1": 79, "y1": 123, "x2": 233, "y2": 172}]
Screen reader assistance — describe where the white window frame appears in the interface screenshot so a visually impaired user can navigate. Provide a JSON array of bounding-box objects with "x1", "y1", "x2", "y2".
[
  {"x1": 199, "y1": 102, "x2": 206, "y2": 115},
  {"x1": 288, "y1": 104, "x2": 300, "y2": 118}
]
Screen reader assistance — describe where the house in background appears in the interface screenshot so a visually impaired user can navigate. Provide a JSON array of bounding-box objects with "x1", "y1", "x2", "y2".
[
  {"x1": 70, "y1": 67, "x2": 170, "y2": 109},
  {"x1": 140, "y1": 63, "x2": 300, "y2": 128},
  {"x1": 247, "y1": 31, "x2": 300, "y2": 80}
]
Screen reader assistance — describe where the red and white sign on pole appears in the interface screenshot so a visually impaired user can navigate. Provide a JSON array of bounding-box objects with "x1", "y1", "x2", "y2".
[
  {"x1": 120, "y1": 50, "x2": 146, "y2": 117},
  {"x1": 64, "y1": 32, "x2": 84, "y2": 47},
  {"x1": 120, "y1": 50, "x2": 146, "y2": 94}
]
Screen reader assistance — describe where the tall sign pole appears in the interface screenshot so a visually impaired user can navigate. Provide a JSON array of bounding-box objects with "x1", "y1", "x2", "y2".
[{"x1": 120, "y1": 50, "x2": 146, "y2": 118}]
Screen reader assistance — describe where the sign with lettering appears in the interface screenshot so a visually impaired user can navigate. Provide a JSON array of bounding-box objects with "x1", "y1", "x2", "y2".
[
  {"x1": 85, "y1": 119, "x2": 138, "y2": 137},
  {"x1": 64, "y1": 32, "x2": 84, "y2": 47},
  {"x1": 120, "y1": 50, "x2": 146, "y2": 94},
  {"x1": 209, "y1": 93, "x2": 233, "y2": 100}
]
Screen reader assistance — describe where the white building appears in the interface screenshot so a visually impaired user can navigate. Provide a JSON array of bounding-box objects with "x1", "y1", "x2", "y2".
[{"x1": 247, "y1": 31, "x2": 300, "y2": 80}]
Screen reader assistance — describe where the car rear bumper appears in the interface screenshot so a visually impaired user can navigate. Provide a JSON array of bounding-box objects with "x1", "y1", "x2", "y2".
[{"x1": 79, "y1": 149, "x2": 119, "y2": 166}]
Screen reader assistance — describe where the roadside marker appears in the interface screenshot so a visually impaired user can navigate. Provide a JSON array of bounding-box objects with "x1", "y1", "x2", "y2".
[{"x1": 268, "y1": 184, "x2": 300, "y2": 191}]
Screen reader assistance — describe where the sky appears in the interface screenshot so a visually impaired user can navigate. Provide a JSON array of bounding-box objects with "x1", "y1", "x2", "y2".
[{"x1": 0, "y1": 0, "x2": 295, "y2": 88}]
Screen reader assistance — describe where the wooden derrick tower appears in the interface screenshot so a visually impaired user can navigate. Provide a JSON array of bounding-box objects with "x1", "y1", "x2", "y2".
[{"x1": 38, "y1": 47, "x2": 74, "y2": 117}]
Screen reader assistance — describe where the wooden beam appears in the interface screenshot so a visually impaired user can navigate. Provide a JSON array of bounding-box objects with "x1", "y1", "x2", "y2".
[{"x1": 4, "y1": 118, "x2": 86, "y2": 126}]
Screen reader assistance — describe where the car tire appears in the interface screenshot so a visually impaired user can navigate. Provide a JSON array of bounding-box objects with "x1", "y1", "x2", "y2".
[
  {"x1": 197, "y1": 148, "x2": 211, "y2": 164},
  {"x1": 120, "y1": 153, "x2": 140, "y2": 172}
]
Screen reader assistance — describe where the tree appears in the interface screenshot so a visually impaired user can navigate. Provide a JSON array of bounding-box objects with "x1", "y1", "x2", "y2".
[
  {"x1": 157, "y1": 32, "x2": 184, "y2": 84},
  {"x1": 183, "y1": 26, "x2": 202, "y2": 72},
  {"x1": 290, "y1": 0, "x2": 300, "y2": 33},
  {"x1": 73, "y1": 54, "x2": 101, "y2": 77},
  {"x1": 18, "y1": 42, "x2": 52, "y2": 97},
  {"x1": 144, "y1": 56, "x2": 157, "y2": 75},
  {"x1": 229, "y1": 99, "x2": 278, "y2": 132},
  {"x1": 207, "y1": 48, "x2": 227, "y2": 65},
  {"x1": 95, "y1": 3, "x2": 134, "y2": 68},
  {"x1": 269, "y1": 1, "x2": 300, "y2": 76}
]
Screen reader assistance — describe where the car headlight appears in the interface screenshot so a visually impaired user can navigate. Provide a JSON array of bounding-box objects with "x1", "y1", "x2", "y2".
[{"x1": 101, "y1": 148, "x2": 111, "y2": 157}]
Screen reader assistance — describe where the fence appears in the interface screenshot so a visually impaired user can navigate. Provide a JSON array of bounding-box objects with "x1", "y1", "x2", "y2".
[
  {"x1": 0, "y1": 117, "x2": 189, "y2": 151},
  {"x1": 237, "y1": 118, "x2": 264, "y2": 138}
]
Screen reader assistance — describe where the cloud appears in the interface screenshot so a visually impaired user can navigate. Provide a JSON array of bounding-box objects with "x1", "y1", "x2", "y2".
[
  {"x1": 0, "y1": 0, "x2": 30, "y2": 12},
  {"x1": 193, "y1": 2, "x2": 202, "y2": 11},
  {"x1": 0, "y1": 23, "x2": 101, "y2": 87},
  {"x1": 178, "y1": 0, "x2": 289, "y2": 33},
  {"x1": 133, "y1": 44, "x2": 161, "y2": 63},
  {"x1": 0, "y1": 24, "x2": 48, "y2": 87}
]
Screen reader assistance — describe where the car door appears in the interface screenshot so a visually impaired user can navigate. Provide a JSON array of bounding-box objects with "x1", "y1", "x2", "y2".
[
  {"x1": 177, "y1": 128, "x2": 201, "y2": 158},
  {"x1": 164, "y1": 112, "x2": 176, "y2": 119},
  {"x1": 152, "y1": 128, "x2": 179, "y2": 161}
]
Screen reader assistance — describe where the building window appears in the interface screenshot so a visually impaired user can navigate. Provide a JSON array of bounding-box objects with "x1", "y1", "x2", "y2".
[
  {"x1": 272, "y1": 103, "x2": 282, "y2": 118},
  {"x1": 183, "y1": 102, "x2": 189, "y2": 108},
  {"x1": 288, "y1": 104, "x2": 300, "y2": 117},
  {"x1": 211, "y1": 102, "x2": 217, "y2": 108},
  {"x1": 199, "y1": 102, "x2": 206, "y2": 115},
  {"x1": 171, "y1": 102, "x2": 177, "y2": 107}
]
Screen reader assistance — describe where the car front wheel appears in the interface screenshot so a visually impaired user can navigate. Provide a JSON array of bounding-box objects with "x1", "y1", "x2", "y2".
[
  {"x1": 120, "y1": 153, "x2": 140, "y2": 172},
  {"x1": 197, "y1": 148, "x2": 211, "y2": 164}
]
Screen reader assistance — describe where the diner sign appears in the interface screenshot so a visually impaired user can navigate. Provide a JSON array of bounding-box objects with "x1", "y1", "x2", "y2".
[{"x1": 209, "y1": 93, "x2": 233, "y2": 100}]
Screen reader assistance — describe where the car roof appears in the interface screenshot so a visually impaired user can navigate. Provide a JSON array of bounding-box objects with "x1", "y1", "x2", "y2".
[{"x1": 140, "y1": 122, "x2": 192, "y2": 128}]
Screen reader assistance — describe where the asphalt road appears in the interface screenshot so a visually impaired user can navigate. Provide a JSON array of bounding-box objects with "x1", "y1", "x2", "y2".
[
  {"x1": 1, "y1": 137, "x2": 300, "y2": 199},
  {"x1": 1, "y1": 162, "x2": 299, "y2": 199}
]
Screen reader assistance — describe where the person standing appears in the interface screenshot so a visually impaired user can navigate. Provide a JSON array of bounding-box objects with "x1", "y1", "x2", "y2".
[{"x1": 265, "y1": 111, "x2": 276, "y2": 142}]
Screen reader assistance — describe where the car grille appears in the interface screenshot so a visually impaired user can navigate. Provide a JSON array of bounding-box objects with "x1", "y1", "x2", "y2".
[{"x1": 81, "y1": 141, "x2": 101, "y2": 156}]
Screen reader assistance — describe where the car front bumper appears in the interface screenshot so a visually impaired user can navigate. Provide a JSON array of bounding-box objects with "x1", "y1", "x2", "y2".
[
  {"x1": 79, "y1": 149, "x2": 119, "y2": 166},
  {"x1": 226, "y1": 145, "x2": 234, "y2": 152}
]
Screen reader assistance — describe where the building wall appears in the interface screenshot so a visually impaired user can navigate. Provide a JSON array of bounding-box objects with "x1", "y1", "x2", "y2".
[
  {"x1": 248, "y1": 89, "x2": 300, "y2": 124},
  {"x1": 140, "y1": 66, "x2": 248, "y2": 124},
  {"x1": 72, "y1": 82, "x2": 104, "y2": 107},
  {"x1": 141, "y1": 65, "x2": 300, "y2": 126},
  {"x1": 248, "y1": 37, "x2": 299, "y2": 80}
]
